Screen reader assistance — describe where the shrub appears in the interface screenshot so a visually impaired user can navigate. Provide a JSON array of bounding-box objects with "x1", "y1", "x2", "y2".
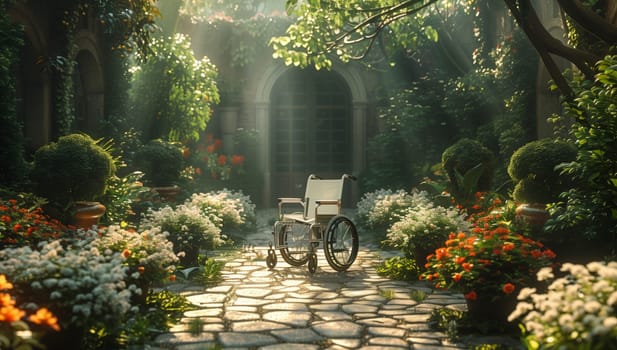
[
  {"x1": 386, "y1": 201, "x2": 469, "y2": 259},
  {"x1": 507, "y1": 138, "x2": 576, "y2": 204},
  {"x1": 375, "y1": 256, "x2": 420, "y2": 281},
  {"x1": 441, "y1": 138, "x2": 494, "y2": 204},
  {"x1": 140, "y1": 204, "x2": 223, "y2": 265},
  {"x1": 187, "y1": 189, "x2": 256, "y2": 231},
  {"x1": 133, "y1": 139, "x2": 184, "y2": 187},
  {"x1": 30, "y1": 134, "x2": 115, "y2": 210},
  {"x1": 356, "y1": 189, "x2": 420, "y2": 232}
]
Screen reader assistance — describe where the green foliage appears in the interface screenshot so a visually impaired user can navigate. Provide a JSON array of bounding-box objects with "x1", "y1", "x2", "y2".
[
  {"x1": 31, "y1": 133, "x2": 116, "y2": 209},
  {"x1": 121, "y1": 290, "x2": 193, "y2": 346},
  {"x1": 375, "y1": 256, "x2": 420, "y2": 281},
  {"x1": 130, "y1": 33, "x2": 219, "y2": 142},
  {"x1": 0, "y1": 2, "x2": 26, "y2": 188},
  {"x1": 441, "y1": 138, "x2": 494, "y2": 204},
  {"x1": 195, "y1": 256, "x2": 224, "y2": 286},
  {"x1": 508, "y1": 139, "x2": 577, "y2": 204},
  {"x1": 271, "y1": 0, "x2": 440, "y2": 69},
  {"x1": 360, "y1": 77, "x2": 456, "y2": 192},
  {"x1": 546, "y1": 54, "x2": 617, "y2": 241},
  {"x1": 99, "y1": 171, "x2": 150, "y2": 224},
  {"x1": 133, "y1": 139, "x2": 184, "y2": 186}
]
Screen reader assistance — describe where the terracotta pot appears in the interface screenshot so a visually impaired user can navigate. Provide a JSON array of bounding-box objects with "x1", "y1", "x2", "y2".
[
  {"x1": 71, "y1": 201, "x2": 106, "y2": 229},
  {"x1": 515, "y1": 203, "x2": 549, "y2": 228},
  {"x1": 153, "y1": 185, "x2": 181, "y2": 202}
]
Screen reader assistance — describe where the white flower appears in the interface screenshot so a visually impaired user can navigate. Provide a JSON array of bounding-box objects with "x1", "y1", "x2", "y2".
[{"x1": 536, "y1": 267, "x2": 554, "y2": 281}]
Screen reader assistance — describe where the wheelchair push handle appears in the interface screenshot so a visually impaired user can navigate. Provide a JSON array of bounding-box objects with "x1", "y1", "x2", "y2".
[{"x1": 342, "y1": 174, "x2": 357, "y2": 181}]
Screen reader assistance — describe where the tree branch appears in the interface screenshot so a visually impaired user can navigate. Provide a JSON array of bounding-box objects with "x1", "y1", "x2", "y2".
[{"x1": 557, "y1": 0, "x2": 617, "y2": 43}]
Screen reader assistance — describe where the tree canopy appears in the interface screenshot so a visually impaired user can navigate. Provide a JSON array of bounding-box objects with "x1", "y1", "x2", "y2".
[{"x1": 271, "y1": 0, "x2": 617, "y2": 98}]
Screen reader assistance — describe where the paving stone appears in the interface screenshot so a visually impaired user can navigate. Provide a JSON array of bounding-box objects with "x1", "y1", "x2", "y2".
[
  {"x1": 312, "y1": 320, "x2": 364, "y2": 338},
  {"x1": 356, "y1": 317, "x2": 399, "y2": 327},
  {"x1": 368, "y1": 337, "x2": 409, "y2": 347},
  {"x1": 329, "y1": 338, "x2": 363, "y2": 348},
  {"x1": 393, "y1": 314, "x2": 431, "y2": 323},
  {"x1": 260, "y1": 344, "x2": 320, "y2": 350},
  {"x1": 262, "y1": 302, "x2": 308, "y2": 311},
  {"x1": 225, "y1": 311, "x2": 260, "y2": 321},
  {"x1": 186, "y1": 293, "x2": 227, "y2": 305},
  {"x1": 154, "y1": 332, "x2": 215, "y2": 345},
  {"x1": 235, "y1": 288, "x2": 272, "y2": 298},
  {"x1": 218, "y1": 332, "x2": 278, "y2": 348},
  {"x1": 315, "y1": 311, "x2": 353, "y2": 321},
  {"x1": 263, "y1": 310, "x2": 312, "y2": 327},
  {"x1": 341, "y1": 303, "x2": 378, "y2": 314},
  {"x1": 231, "y1": 320, "x2": 288, "y2": 332},
  {"x1": 184, "y1": 309, "x2": 223, "y2": 317},
  {"x1": 368, "y1": 326, "x2": 406, "y2": 338},
  {"x1": 271, "y1": 328, "x2": 324, "y2": 343},
  {"x1": 232, "y1": 297, "x2": 272, "y2": 306},
  {"x1": 313, "y1": 292, "x2": 339, "y2": 300},
  {"x1": 309, "y1": 304, "x2": 340, "y2": 311}
]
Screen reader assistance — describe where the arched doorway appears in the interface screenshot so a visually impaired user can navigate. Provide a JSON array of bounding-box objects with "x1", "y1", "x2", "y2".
[
  {"x1": 73, "y1": 47, "x2": 104, "y2": 135},
  {"x1": 269, "y1": 68, "x2": 352, "y2": 202}
]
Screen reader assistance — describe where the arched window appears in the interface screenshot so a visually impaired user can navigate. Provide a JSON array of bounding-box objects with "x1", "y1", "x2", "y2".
[{"x1": 270, "y1": 68, "x2": 352, "y2": 199}]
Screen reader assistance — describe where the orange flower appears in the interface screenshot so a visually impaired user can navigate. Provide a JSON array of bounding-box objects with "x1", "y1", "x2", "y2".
[
  {"x1": 457, "y1": 232, "x2": 466, "y2": 240},
  {"x1": 502, "y1": 242, "x2": 515, "y2": 252},
  {"x1": 464, "y1": 291, "x2": 477, "y2": 301},
  {"x1": 0, "y1": 275, "x2": 13, "y2": 290},
  {"x1": 213, "y1": 139, "x2": 223, "y2": 150},
  {"x1": 1, "y1": 215, "x2": 11, "y2": 223},
  {"x1": 543, "y1": 249, "x2": 556, "y2": 259},
  {"x1": 455, "y1": 256, "x2": 465, "y2": 265},
  {"x1": 194, "y1": 167, "x2": 202, "y2": 175},
  {"x1": 462, "y1": 262, "x2": 473, "y2": 272},
  {"x1": 206, "y1": 144, "x2": 216, "y2": 153},
  {"x1": 182, "y1": 147, "x2": 190, "y2": 158},
  {"x1": 29, "y1": 307, "x2": 60, "y2": 331},
  {"x1": 217, "y1": 154, "x2": 227, "y2": 166},
  {"x1": 0, "y1": 303, "x2": 25, "y2": 322},
  {"x1": 453, "y1": 273, "x2": 462, "y2": 282},
  {"x1": 502, "y1": 283, "x2": 516, "y2": 294},
  {"x1": 122, "y1": 249, "x2": 131, "y2": 258},
  {"x1": 138, "y1": 266, "x2": 145, "y2": 274},
  {"x1": 168, "y1": 274, "x2": 177, "y2": 282}
]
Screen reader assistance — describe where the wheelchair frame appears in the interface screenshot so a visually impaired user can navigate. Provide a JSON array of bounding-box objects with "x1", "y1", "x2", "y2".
[{"x1": 266, "y1": 174, "x2": 359, "y2": 273}]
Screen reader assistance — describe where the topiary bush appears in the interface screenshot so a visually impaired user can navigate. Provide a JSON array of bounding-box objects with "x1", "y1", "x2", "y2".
[
  {"x1": 441, "y1": 138, "x2": 494, "y2": 205},
  {"x1": 507, "y1": 138, "x2": 576, "y2": 204},
  {"x1": 133, "y1": 139, "x2": 184, "y2": 187},
  {"x1": 31, "y1": 133, "x2": 115, "y2": 210}
]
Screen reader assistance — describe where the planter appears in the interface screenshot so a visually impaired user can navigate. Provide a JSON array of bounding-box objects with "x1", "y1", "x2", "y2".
[
  {"x1": 178, "y1": 246, "x2": 200, "y2": 266},
  {"x1": 153, "y1": 185, "x2": 181, "y2": 202},
  {"x1": 71, "y1": 201, "x2": 106, "y2": 229},
  {"x1": 465, "y1": 293, "x2": 518, "y2": 325},
  {"x1": 515, "y1": 203, "x2": 549, "y2": 229},
  {"x1": 413, "y1": 246, "x2": 433, "y2": 270}
]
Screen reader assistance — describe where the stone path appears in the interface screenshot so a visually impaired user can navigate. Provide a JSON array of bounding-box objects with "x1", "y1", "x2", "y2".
[{"x1": 152, "y1": 211, "x2": 515, "y2": 350}]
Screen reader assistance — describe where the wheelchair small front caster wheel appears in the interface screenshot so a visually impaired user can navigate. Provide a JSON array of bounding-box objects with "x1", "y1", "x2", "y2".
[
  {"x1": 307, "y1": 252, "x2": 317, "y2": 274},
  {"x1": 266, "y1": 249, "x2": 277, "y2": 269}
]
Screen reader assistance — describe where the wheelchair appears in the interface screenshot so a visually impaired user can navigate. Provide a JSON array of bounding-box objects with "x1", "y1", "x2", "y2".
[{"x1": 266, "y1": 174, "x2": 359, "y2": 273}]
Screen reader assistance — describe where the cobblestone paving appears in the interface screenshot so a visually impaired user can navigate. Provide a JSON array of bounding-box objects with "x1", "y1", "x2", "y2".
[{"x1": 152, "y1": 211, "x2": 516, "y2": 350}]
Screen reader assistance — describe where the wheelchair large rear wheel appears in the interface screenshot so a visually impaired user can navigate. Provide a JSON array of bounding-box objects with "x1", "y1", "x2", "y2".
[
  {"x1": 323, "y1": 216, "x2": 358, "y2": 271},
  {"x1": 279, "y1": 223, "x2": 309, "y2": 266}
]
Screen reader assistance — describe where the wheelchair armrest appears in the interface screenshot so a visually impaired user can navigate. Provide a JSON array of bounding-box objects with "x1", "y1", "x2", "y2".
[
  {"x1": 278, "y1": 197, "x2": 305, "y2": 220},
  {"x1": 315, "y1": 199, "x2": 339, "y2": 205},
  {"x1": 278, "y1": 197, "x2": 304, "y2": 204}
]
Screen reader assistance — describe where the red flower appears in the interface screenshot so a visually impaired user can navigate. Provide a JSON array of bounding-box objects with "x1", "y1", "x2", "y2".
[
  {"x1": 462, "y1": 262, "x2": 473, "y2": 272},
  {"x1": 464, "y1": 291, "x2": 477, "y2": 301},
  {"x1": 217, "y1": 154, "x2": 227, "y2": 165},
  {"x1": 502, "y1": 283, "x2": 516, "y2": 294},
  {"x1": 206, "y1": 144, "x2": 216, "y2": 153},
  {"x1": 231, "y1": 154, "x2": 245, "y2": 166},
  {"x1": 194, "y1": 167, "x2": 202, "y2": 175}
]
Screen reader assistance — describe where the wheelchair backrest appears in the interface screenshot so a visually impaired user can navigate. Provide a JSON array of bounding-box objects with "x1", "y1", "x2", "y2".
[{"x1": 304, "y1": 176, "x2": 344, "y2": 220}]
